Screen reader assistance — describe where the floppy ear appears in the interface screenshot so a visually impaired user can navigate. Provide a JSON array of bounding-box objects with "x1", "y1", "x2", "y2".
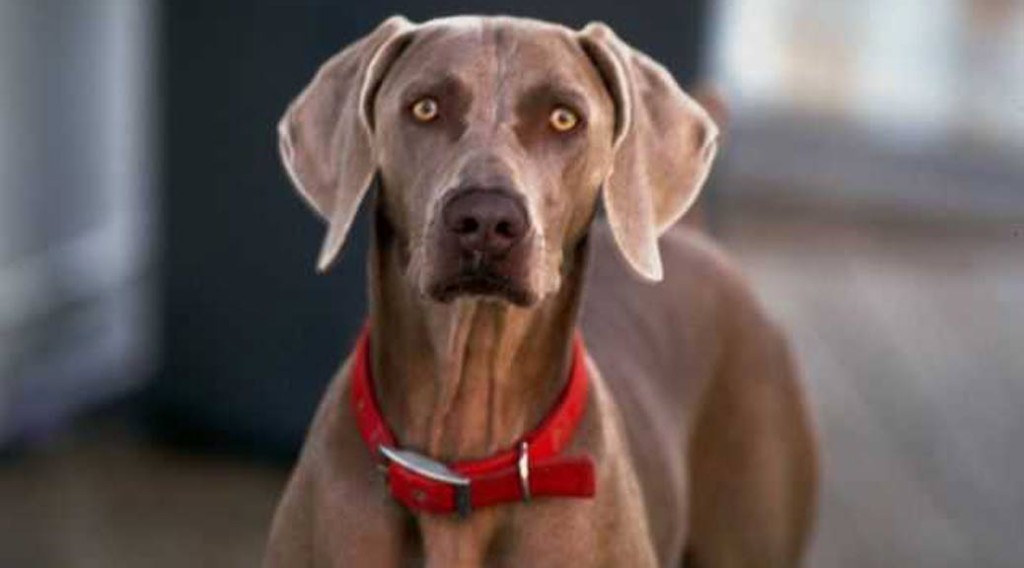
[
  {"x1": 578, "y1": 23, "x2": 719, "y2": 281},
  {"x1": 278, "y1": 16, "x2": 415, "y2": 272}
]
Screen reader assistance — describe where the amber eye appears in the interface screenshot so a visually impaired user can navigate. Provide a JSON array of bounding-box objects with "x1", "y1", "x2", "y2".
[
  {"x1": 549, "y1": 106, "x2": 579, "y2": 132},
  {"x1": 411, "y1": 97, "x2": 439, "y2": 122}
]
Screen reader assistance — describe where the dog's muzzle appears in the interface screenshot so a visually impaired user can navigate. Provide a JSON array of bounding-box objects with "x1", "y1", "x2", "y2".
[{"x1": 428, "y1": 187, "x2": 535, "y2": 304}]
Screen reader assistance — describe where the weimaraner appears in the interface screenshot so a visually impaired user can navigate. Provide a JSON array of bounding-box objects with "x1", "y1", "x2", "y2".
[{"x1": 265, "y1": 15, "x2": 817, "y2": 567}]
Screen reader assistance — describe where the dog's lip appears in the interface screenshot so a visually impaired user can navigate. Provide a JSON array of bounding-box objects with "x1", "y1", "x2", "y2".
[{"x1": 428, "y1": 272, "x2": 535, "y2": 306}]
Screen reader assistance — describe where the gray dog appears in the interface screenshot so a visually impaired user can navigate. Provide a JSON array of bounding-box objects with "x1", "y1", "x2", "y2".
[{"x1": 265, "y1": 15, "x2": 817, "y2": 567}]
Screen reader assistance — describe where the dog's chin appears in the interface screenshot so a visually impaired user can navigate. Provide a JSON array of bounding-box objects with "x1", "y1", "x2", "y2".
[{"x1": 426, "y1": 272, "x2": 537, "y2": 307}]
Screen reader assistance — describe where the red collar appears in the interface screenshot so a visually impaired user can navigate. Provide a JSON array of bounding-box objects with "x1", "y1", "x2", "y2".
[{"x1": 350, "y1": 326, "x2": 595, "y2": 517}]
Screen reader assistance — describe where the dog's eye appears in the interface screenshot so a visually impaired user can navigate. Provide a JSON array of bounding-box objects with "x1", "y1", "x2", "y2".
[
  {"x1": 549, "y1": 106, "x2": 579, "y2": 132},
  {"x1": 410, "y1": 97, "x2": 439, "y2": 122}
]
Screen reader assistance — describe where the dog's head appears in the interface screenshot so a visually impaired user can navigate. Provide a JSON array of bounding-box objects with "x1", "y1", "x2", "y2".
[{"x1": 279, "y1": 16, "x2": 717, "y2": 306}]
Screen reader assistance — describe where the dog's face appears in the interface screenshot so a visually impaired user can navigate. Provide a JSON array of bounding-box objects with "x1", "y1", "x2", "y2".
[
  {"x1": 279, "y1": 16, "x2": 718, "y2": 306},
  {"x1": 372, "y1": 20, "x2": 615, "y2": 305}
]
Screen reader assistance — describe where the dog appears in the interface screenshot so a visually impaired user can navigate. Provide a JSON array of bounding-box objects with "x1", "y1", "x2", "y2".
[{"x1": 265, "y1": 15, "x2": 817, "y2": 567}]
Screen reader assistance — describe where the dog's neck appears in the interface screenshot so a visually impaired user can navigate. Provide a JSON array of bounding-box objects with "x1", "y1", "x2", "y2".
[{"x1": 367, "y1": 210, "x2": 587, "y2": 462}]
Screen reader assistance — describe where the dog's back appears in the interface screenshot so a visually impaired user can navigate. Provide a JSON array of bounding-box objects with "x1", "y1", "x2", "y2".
[{"x1": 582, "y1": 220, "x2": 819, "y2": 565}]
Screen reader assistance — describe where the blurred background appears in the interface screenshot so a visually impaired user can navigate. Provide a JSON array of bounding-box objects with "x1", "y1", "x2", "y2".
[{"x1": 0, "y1": 0, "x2": 1020, "y2": 566}]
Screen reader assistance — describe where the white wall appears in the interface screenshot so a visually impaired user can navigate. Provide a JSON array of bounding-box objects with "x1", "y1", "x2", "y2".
[
  {"x1": 0, "y1": 0, "x2": 157, "y2": 443},
  {"x1": 708, "y1": 0, "x2": 1024, "y2": 218}
]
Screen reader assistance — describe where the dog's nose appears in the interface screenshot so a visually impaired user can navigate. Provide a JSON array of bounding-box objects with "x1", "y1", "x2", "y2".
[{"x1": 442, "y1": 189, "x2": 528, "y2": 257}]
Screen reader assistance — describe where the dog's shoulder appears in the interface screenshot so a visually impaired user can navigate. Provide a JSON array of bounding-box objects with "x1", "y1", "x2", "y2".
[
  {"x1": 659, "y1": 223, "x2": 791, "y2": 344},
  {"x1": 586, "y1": 219, "x2": 766, "y2": 327},
  {"x1": 584, "y1": 219, "x2": 788, "y2": 394},
  {"x1": 659, "y1": 223, "x2": 769, "y2": 317}
]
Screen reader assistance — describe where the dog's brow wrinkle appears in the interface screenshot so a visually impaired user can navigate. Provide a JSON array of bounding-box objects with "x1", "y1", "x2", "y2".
[
  {"x1": 491, "y1": 25, "x2": 504, "y2": 127},
  {"x1": 489, "y1": 24, "x2": 520, "y2": 130}
]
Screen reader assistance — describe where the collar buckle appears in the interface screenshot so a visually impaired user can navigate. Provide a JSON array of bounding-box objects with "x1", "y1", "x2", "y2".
[
  {"x1": 379, "y1": 445, "x2": 473, "y2": 517},
  {"x1": 517, "y1": 441, "x2": 531, "y2": 502}
]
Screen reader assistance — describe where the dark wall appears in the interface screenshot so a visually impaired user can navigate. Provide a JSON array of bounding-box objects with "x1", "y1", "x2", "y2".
[{"x1": 153, "y1": 1, "x2": 708, "y2": 460}]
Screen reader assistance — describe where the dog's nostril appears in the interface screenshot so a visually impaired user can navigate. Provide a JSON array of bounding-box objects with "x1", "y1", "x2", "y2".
[
  {"x1": 456, "y1": 217, "x2": 480, "y2": 235},
  {"x1": 495, "y1": 221, "x2": 513, "y2": 238}
]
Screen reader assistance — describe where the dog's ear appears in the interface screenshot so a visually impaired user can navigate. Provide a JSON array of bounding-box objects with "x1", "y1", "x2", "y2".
[
  {"x1": 278, "y1": 16, "x2": 415, "y2": 272},
  {"x1": 578, "y1": 23, "x2": 718, "y2": 281}
]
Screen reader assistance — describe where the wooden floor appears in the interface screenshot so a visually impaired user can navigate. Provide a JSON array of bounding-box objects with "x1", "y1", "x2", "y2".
[
  {"x1": 1, "y1": 207, "x2": 1020, "y2": 566},
  {"x1": 719, "y1": 207, "x2": 1024, "y2": 568},
  {"x1": 0, "y1": 427, "x2": 286, "y2": 568}
]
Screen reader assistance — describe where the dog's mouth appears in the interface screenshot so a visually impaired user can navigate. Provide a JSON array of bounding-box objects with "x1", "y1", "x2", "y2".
[{"x1": 428, "y1": 269, "x2": 535, "y2": 306}]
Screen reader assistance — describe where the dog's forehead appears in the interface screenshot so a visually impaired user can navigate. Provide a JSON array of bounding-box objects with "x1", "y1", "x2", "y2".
[{"x1": 394, "y1": 17, "x2": 599, "y2": 94}]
